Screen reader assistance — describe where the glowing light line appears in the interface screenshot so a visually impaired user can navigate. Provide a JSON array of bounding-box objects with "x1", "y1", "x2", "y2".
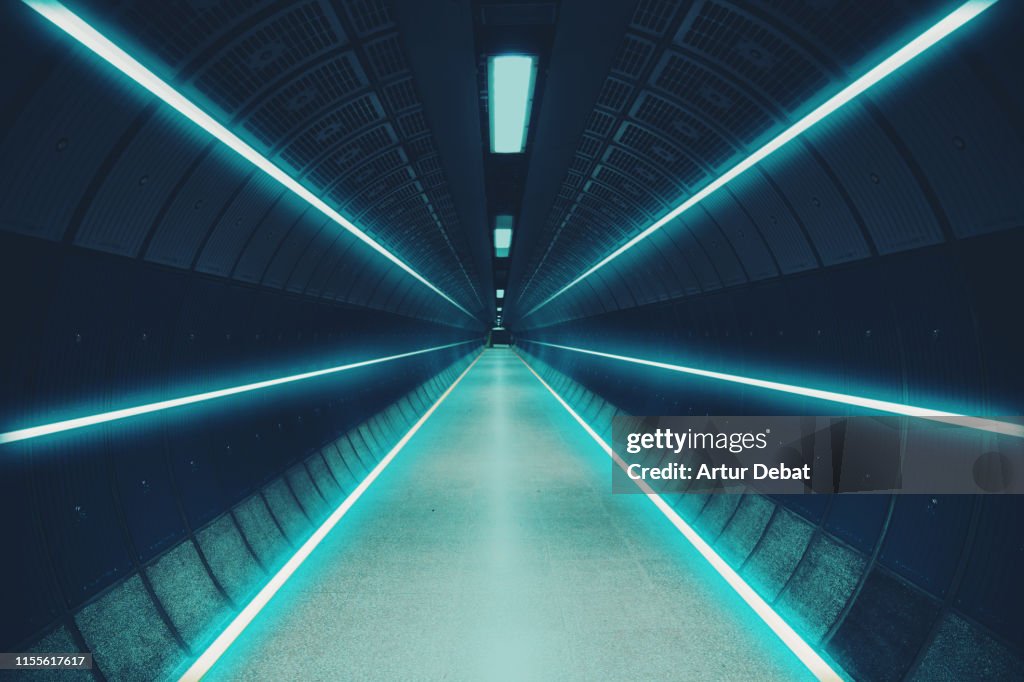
[
  {"x1": 0, "y1": 342, "x2": 478, "y2": 445},
  {"x1": 22, "y1": 0, "x2": 475, "y2": 319},
  {"x1": 515, "y1": 351, "x2": 845, "y2": 681},
  {"x1": 178, "y1": 351, "x2": 483, "y2": 680},
  {"x1": 524, "y1": 341, "x2": 1024, "y2": 438},
  {"x1": 522, "y1": 0, "x2": 998, "y2": 318}
]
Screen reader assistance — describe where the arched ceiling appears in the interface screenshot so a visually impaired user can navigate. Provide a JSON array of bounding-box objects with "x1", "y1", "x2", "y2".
[
  {"x1": 2, "y1": 0, "x2": 1021, "y2": 333},
  {"x1": 2, "y1": 0, "x2": 494, "y2": 328},
  {"x1": 501, "y1": 0, "x2": 1023, "y2": 328}
]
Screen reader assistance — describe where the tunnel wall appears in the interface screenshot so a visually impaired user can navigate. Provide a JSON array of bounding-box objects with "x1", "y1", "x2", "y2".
[
  {"x1": 0, "y1": 341, "x2": 478, "y2": 680},
  {"x1": 0, "y1": 231, "x2": 480, "y2": 430},
  {"x1": 517, "y1": 226, "x2": 1024, "y2": 417},
  {"x1": 517, "y1": 343, "x2": 1024, "y2": 681}
]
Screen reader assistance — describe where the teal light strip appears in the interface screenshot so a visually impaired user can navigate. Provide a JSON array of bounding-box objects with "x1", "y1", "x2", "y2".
[
  {"x1": 525, "y1": 341, "x2": 1024, "y2": 438},
  {"x1": 0, "y1": 341, "x2": 477, "y2": 445}
]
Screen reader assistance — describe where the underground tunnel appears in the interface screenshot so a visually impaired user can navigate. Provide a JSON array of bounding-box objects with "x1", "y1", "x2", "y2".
[{"x1": 0, "y1": 0, "x2": 1022, "y2": 680}]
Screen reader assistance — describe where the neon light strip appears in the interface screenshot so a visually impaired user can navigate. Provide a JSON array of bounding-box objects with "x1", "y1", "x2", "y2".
[
  {"x1": 515, "y1": 351, "x2": 845, "y2": 681},
  {"x1": 0, "y1": 341, "x2": 477, "y2": 445},
  {"x1": 178, "y1": 351, "x2": 482, "y2": 681},
  {"x1": 522, "y1": 0, "x2": 998, "y2": 318},
  {"x1": 22, "y1": 0, "x2": 475, "y2": 319},
  {"x1": 524, "y1": 341, "x2": 1024, "y2": 438}
]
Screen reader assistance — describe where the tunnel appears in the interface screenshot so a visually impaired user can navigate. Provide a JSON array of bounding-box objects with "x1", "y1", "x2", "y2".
[{"x1": 0, "y1": 0, "x2": 1022, "y2": 680}]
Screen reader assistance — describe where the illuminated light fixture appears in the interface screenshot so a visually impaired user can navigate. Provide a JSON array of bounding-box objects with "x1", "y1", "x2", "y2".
[
  {"x1": 0, "y1": 341, "x2": 476, "y2": 445},
  {"x1": 527, "y1": 341, "x2": 1024, "y2": 439},
  {"x1": 515, "y1": 351, "x2": 845, "y2": 682},
  {"x1": 522, "y1": 0, "x2": 999, "y2": 318},
  {"x1": 494, "y1": 215, "x2": 514, "y2": 258},
  {"x1": 496, "y1": 289, "x2": 505, "y2": 299},
  {"x1": 497, "y1": 306, "x2": 503, "y2": 311},
  {"x1": 22, "y1": 0, "x2": 474, "y2": 320},
  {"x1": 488, "y1": 55, "x2": 537, "y2": 153},
  {"x1": 178, "y1": 352, "x2": 482, "y2": 681}
]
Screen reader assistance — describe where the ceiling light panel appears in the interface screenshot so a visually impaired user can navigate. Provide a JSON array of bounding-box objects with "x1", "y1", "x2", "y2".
[{"x1": 488, "y1": 55, "x2": 538, "y2": 154}]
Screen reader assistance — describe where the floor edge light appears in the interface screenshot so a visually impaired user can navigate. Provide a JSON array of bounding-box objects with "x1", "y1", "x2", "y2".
[
  {"x1": 178, "y1": 351, "x2": 483, "y2": 681},
  {"x1": 521, "y1": 0, "x2": 998, "y2": 318},
  {"x1": 515, "y1": 350, "x2": 846, "y2": 682},
  {"x1": 524, "y1": 341, "x2": 1024, "y2": 439},
  {"x1": 21, "y1": 0, "x2": 476, "y2": 319},
  {"x1": 0, "y1": 341, "x2": 478, "y2": 445}
]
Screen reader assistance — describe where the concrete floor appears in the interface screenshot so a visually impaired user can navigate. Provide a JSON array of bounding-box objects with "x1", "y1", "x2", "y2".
[{"x1": 207, "y1": 349, "x2": 814, "y2": 681}]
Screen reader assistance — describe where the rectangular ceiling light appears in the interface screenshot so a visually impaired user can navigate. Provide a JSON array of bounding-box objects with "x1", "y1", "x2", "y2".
[
  {"x1": 496, "y1": 289, "x2": 505, "y2": 299},
  {"x1": 22, "y1": 0, "x2": 474, "y2": 320},
  {"x1": 494, "y1": 214, "x2": 514, "y2": 258},
  {"x1": 522, "y1": 0, "x2": 998, "y2": 318},
  {"x1": 488, "y1": 55, "x2": 537, "y2": 154}
]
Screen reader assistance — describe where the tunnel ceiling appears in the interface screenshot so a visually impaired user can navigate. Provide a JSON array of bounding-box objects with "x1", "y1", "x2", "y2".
[
  {"x1": 3, "y1": 0, "x2": 1020, "y2": 331},
  {"x1": 503, "y1": 0, "x2": 1010, "y2": 326},
  {"x1": 9, "y1": 0, "x2": 497, "y2": 325}
]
